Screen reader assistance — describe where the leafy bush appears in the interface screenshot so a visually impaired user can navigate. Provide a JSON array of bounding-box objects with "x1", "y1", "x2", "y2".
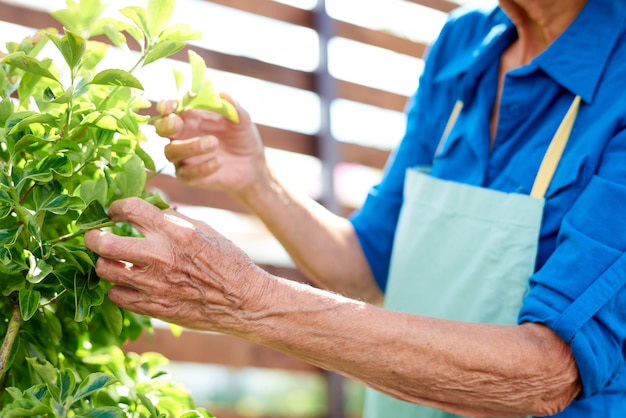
[{"x1": 0, "y1": 0, "x2": 234, "y2": 415}]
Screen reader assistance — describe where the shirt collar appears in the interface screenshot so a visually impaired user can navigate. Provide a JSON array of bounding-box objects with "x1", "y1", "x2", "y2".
[
  {"x1": 434, "y1": 7, "x2": 513, "y2": 86},
  {"x1": 533, "y1": 0, "x2": 626, "y2": 103},
  {"x1": 434, "y1": 0, "x2": 626, "y2": 104}
]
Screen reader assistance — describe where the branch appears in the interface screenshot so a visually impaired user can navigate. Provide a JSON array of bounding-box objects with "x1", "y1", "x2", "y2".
[{"x1": 0, "y1": 306, "x2": 22, "y2": 383}]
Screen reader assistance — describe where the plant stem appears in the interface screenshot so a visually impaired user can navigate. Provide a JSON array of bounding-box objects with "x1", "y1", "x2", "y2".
[
  {"x1": 19, "y1": 182, "x2": 36, "y2": 203},
  {"x1": 0, "y1": 306, "x2": 22, "y2": 384},
  {"x1": 48, "y1": 221, "x2": 116, "y2": 244}
]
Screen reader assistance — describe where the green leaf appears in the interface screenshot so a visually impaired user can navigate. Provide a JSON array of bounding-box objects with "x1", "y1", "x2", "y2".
[
  {"x1": 33, "y1": 181, "x2": 85, "y2": 215},
  {"x1": 1, "y1": 52, "x2": 60, "y2": 84},
  {"x1": 0, "y1": 98, "x2": 15, "y2": 127},
  {"x1": 173, "y1": 67, "x2": 185, "y2": 92},
  {"x1": 43, "y1": 308, "x2": 63, "y2": 346},
  {"x1": 124, "y1": 23, "x2": 145, "y2": 48},
  {"x1": 19, "y1": 288, "x2": 41, "y2": 321},
  {"x1": 144, "y1": 192, "x2": 169, "y2": 210},
  {"x1": 81, "y1": 39, "x2": 108, "y2": 71},
  {"x1": 101, "y1": 298, "x2": 123, "y2": 337},
  {"x1": 1, "y1": 274, "x2": 25, "y2": 296},
  {"x1": 81, "y1": 112, "x2": 122, "y2": 132},
  {"x1": 58, "y1": 368, "x2": 77, "y2": 403},
  {"x1": 46, "y1": 30, "x2": 86, "y2": 69},
  {"x1": 76, "y1": 200, "x2": 110, "y2": 230},
  {"x1": 77, "y1": 407, "x2": 126, "y2": 418},
  {"x1": 120, "y1": 6, "x2": 150, "y2": 38},
  {"x1": 37, "y1": 154, "x2": 73, "y2": 177},
  {"x1": 90, "y1": 69, "x2": 144, "y2": 89},
  {"x1": 73, "y1": 372, "x2": 116, "y2": 402},
  {"x1": 137, "y1": 393, "x2": 160, "y2": 417},
  {"x1": 188, "y1": 49, "x2": 207, "y2": 94},
  {"x1": 51, "y1": 0, "x2": 108, "y2": 37},
  {"x1": 4, "y1": 387, "x2": 23, "y2": 401},
  {"x1": 143, "y1": 40, "x2": 186, "y2": 66},
  {"x1": 182, "y1": 51, "x2": 239, "y2": 123},
  {"x1": 26, "y1": 358, "x2": 60, "y2": 400},
  {"x1": 159, "y1": 23, "x2": 202, "y2": 42},
  {"x1": 116, "y1": 154, "x2": 146, "y2": 198},
  {"x1": 102, "y1": 22, "x2": 127, "y2": 50},
  {"x1": 0, "y1": 400, "x2": 50, "y2": 418},
  {"x1": 76, "y1": 177, "x2": 108, "y2": 206},
  {"x1": 52, "y1": 244, "x2": 95, "y2": 274},
  {"x1": 135, "y1": 144, "x2": 156, "y2": 172},
  {"x1": 147, "y1": 0, "x2": 175, "y2": 39},
  {"x1": 65, "y1": 30, "x2": 87, "y2": 69},
  {"x1": 180, "y1": 412, "x2": 207, "y2": 418},
  {"x1": 168, "y1": 322, "x2": 183, "y2": 337},
  {"x1": 8, "y1": 113, "x2": 59, "y2": 136},
  {"x1": 74, "y1": 271, "x2": 104, "y2": 322},
  {"x1": 0, "y1": 225, "x2": 23, "y2": 249},
  {"x1": 43, "y1": 85, "x2": 74, "y2": 104},
  {"x1": 25, "y1": 251, "x2": 53, "y2": 284}
]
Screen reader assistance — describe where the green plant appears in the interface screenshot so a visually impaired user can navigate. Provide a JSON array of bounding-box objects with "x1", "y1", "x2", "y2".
[{"x1": 0, "y1": 0, "x2": 236, "y2": 416}]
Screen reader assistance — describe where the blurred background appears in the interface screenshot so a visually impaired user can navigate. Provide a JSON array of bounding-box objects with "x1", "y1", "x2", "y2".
[{"x1": 0, "y1": 0, "x2": 490, "y2": 416}]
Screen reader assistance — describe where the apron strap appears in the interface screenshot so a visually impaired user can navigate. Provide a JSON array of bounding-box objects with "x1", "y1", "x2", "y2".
[
  {"x1": 434, "y1": 95, "x2": 582, "y2": 199},
  {"x1": 530, "y1": 95, "x2": 582, "y2": 198},
  {"x1": 435, "y1": 100, "x2": 464, "y2": 157}
]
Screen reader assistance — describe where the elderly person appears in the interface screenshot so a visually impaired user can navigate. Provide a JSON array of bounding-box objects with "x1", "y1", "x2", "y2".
[{"x1": 85, "y1": 0, "x2": 626, "y2": 416}]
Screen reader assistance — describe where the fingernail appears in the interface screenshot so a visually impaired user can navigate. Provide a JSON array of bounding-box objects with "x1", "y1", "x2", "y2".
[
  {"x1": 164, "y1": 115, "x2": 177, "y2": 133},
  {"x1": 201, "y1": 136, "x2": 216, "y2": 151}
]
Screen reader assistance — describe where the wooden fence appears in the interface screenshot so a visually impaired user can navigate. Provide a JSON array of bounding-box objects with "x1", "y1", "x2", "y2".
[{"x1": 0, "y1": 1, "x2": 462, "y2": 416}]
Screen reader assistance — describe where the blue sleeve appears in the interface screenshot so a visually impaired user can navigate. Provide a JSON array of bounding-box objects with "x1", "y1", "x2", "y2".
[{"x1": 519, "y1": 130, "x2": 626, "y2": 397}]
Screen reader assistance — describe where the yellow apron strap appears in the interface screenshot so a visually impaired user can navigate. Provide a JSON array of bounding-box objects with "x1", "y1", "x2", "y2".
[
  {"x1": 435, "y1": 100, "x2": 464, "y2": 157},
  {"x1": 530, "y1": 95, "x2": 582, "y2": 198},
  {"x1": 434, "y1": 95, "x2": 581, "y2": 198}
]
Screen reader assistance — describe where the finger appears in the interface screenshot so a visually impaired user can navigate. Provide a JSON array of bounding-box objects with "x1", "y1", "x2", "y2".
[
  {"x1": 85, "y1": 229, "x2": 152, "y2": 267},
  {"x1": 164, "y1": 135, "x2": 218, "y2": 165},
  {"x1": 170, "y1": 108, "x2": 220, "y2": 140},
  {"x1": 156, "y1": 99, "x2": 179, "y2": 116},
  {"x1": 155, "y1": 113, "x2": 184, "y2": 138},
  {"x1": 107, "y1": 285, "x2": 150, "y2": 314},
  {"x1": 107, "y1": 197, "x2": 164, "y2": 235},
  {"x1": 176, "y1": 156, "x2": 223, "y2": 184}
]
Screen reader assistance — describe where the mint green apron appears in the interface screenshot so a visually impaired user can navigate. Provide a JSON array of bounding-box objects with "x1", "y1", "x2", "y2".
[{"x1": 362, "y1": 96, "x2": 581, "y2": 418}]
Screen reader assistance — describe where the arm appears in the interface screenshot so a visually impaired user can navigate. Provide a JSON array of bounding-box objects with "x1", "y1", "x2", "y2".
[
  {"x1": 84, "y1": 198, "x2": 580, "y2": 417},
  {"x1": 155, "y1": 98, "x2": 382, "y2": 302}
]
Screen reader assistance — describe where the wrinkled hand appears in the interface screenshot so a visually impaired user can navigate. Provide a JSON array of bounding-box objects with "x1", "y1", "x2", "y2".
[
  {"x1": 154, "y1": 94, "x2": 268, "y2": 197},
  {"x1": 84, "y1": 197, "x2": 268, "y2": 332}
]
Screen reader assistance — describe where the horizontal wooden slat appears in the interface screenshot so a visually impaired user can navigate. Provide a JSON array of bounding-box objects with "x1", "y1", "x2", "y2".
[
  {"x1": 124, "y1": 328, "x2": 319, "y2": 372},
  {"x1": 337, "y1": 80, "x2": 409, "y2": 113},
  {"x1": 339, "y1": 142, "x2": 389, "y2": 169},
  {"x1": 169, "y1": 45, "x2": 410, "y2": 112},
  {"x1": 407, "y1": 0, "x2": 460, "y2": 13},
  {"x1": 203, "y1": 0, "x2": 314, "y2": 29},
  {"x1": 0, "y1": 1, "x2": 61, "y2": 30},
  {"x1": 334, "y1": 20, "x2": 426, "y2": 59},
  {"x1": 170, "y1": 45, "x2": 316, "y2": 92},
  {"x1": 204, "y1": 0, "x2": 430, "y2": 59}
]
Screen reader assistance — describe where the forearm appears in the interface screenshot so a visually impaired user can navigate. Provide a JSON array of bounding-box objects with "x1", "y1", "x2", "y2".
[
  {"x1": 235, "y1": 167, "x2": 382, "y2": 302},
  {"x1": 239, "y1": 274, "x2": 581, "y2": 417}
]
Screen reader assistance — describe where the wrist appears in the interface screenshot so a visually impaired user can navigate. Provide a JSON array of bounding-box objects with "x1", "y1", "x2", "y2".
[{"x1": 234, "y1": 165, "x2": 281, "y2": 212}]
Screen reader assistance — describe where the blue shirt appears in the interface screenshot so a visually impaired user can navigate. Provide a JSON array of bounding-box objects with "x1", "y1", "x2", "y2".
[{"x1": 350, "y1": 0, "x2": 626, "y2": 415}]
